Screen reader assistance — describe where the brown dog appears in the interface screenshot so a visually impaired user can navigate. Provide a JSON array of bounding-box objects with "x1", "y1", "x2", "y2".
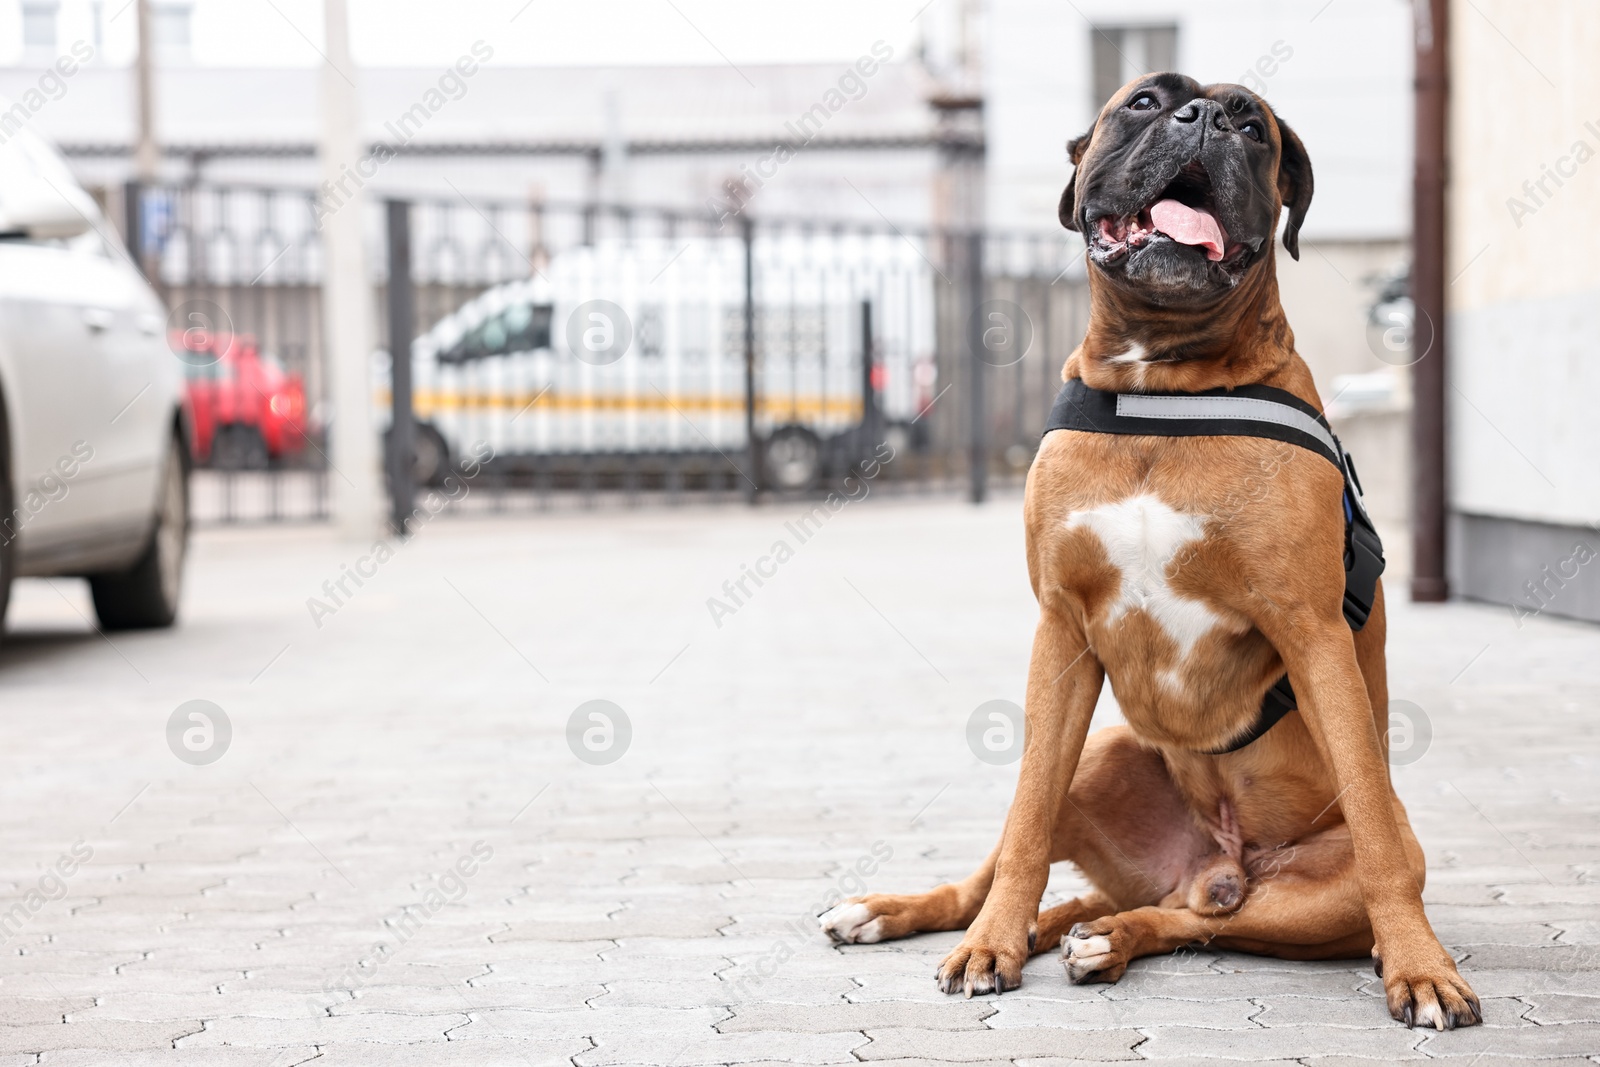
[{"x1": 820, "y1": 74, "x2": 1481, "y2": 1030}]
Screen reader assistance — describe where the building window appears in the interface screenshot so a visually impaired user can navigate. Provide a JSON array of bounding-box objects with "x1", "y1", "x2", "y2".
[
  {"x1": 22, "y1": 1, "x2": 59, "y2": 53},
  {"x1": 151, "y1": 2, "x2": 193, "y2": 63},
  {"x1": 1090, "y1": 25, "x2": 1178, "y2": 109}
]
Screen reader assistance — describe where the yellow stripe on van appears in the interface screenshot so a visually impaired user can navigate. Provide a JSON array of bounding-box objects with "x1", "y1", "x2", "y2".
[{"x1": 377, "y1": 390, "x2": 863, "y2": 421}]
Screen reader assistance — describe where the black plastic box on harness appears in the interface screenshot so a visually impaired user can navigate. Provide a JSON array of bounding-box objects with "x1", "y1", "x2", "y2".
[{"x1": 1042, "y1": 377, "x2": 1386, "y2": 753}]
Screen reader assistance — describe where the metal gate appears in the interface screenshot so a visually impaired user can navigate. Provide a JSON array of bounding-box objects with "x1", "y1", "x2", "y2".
[{"x1": 125, "y1": 182, "x2": 1087, "y2": 524}]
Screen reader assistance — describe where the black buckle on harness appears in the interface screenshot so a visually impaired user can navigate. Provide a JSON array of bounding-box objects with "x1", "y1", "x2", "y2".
[
  {"x1": 1344, "y1": 515, "x2": 1385, "y2": 630},
  {"x1": 1340, "y1": 450, "x2": 1383, "y2": 631}
]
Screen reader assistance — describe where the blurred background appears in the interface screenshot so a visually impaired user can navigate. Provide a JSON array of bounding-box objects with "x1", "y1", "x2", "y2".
[{"x1": 0, "y1": 0, "x2": 1593, "y2": 620}]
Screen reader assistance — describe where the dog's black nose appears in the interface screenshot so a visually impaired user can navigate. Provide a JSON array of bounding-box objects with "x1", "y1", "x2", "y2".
[{"x1": 1173, "y1": 99, "x2": 1232, "y2": 132}]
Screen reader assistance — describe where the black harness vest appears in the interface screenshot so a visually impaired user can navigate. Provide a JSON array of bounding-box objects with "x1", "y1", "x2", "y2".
[{"x1": 1042, "y1": 378, "x2": 1386, "y2": 753}]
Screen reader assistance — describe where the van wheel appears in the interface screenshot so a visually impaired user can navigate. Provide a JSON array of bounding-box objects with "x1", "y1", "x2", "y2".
[
  {"x1": 413, "y1": 424, "x2": 450, "y2": 486},
  {"x1": 90, "y1": 434, "x2": 188, "y2": 630},
  {"x1": 762, "y1": 426, "x2": 823, "y2": 491},
  {"x1": 386, "y1": 422, "x2": 451, "y2": 487}
]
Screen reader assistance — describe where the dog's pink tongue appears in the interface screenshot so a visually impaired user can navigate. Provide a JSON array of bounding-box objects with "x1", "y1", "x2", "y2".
[{"x1": 1150, "y1": 199, "x2": 1227, "y2": 262}]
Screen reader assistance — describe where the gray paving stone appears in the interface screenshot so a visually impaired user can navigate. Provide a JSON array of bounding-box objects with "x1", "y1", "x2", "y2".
[
  {"x1": 38, "y1": 1051, "x2": 319, "y2": 1067},
  {"x1": 1101, "y1": 966, "x2": 1371, "y2": 1001},
  {"x1": 1419, "y1": 907, "x2": 1592, "y2": 933},
  {"x1": 74, "y1": 990, "x2": 329, "y2": 1021},
  {"x1": 174, "y1": 1012, "x2": 469, "y2": 1047},
  {"x1": 2, "y1": 501, "x2": 1597, "y2": 1065},
  {"x1": 1021, "y1": 1061, "x2": 1289, "y2": 1067},
  {"x1": 1555, "y1": 921, "x2": 1600, "y2": 944},
  {"x1": 1415, "y1": 1022, "x2": 1600, "y2": 1058},
  {"x1": 1300, "y1": 1059, "x2": 1560, "y2": 1067},
  {"x1": 1496, "y1": 885, "x2": 1600, "y2": 906},
  {"x1": 597, "y1": 975, "x2": 857, "y2": 1007},
  {"x1": 1522, "y1": 993, "x2": 1600, "y2": 1024},
  {"x1": 1136, "y1": 1023, "x2": 1428, "y2": 1059},
  {"x1": 1462, "y1": 970, "x2": 1600, "y2": 999},
  {"x1": 0, "y1": 995, "x2": 93, "y2": 1023},
  {"x1": 473, "y1": 956, "x2": 719, "y2": 987},
  {"x1": 0, "y1": 1020, "x2": 203, "y2": 1054},
  {"x1": 1437, "y1": 922, "x2": 1565, "y2": 945},
  {"x1": 1459, "y1": 943, "x2": 1600, "y2": 970},
  {"x1": 301, "y1": 1039, "x2": 586, "y2": 1066},
  {"x1": 855, "y1": 1026, "x2": 1143, "y2": 1061},
  {"x1": 717, "y1": 1000, "x2": 994, "y2": 1032},
  {"x1": 735, "y1": 1061, "x2": 1014, "y2": 1067},
  {"x1": 576, "y1": 1030, "x2": 867, "y2": 1065},
  {"x1": 987, "y1": 994, "x2": 1259, "y2": 1030},
  {"x1": 491, "y1": 915, "x2": 735, "y2": 940},
  {"x1": 753, "y1": 1062, "x2": 1014, "y2": 1067},
  {"x1": 443, "y1": 1005, "x2": 732, "y2": 1039}
]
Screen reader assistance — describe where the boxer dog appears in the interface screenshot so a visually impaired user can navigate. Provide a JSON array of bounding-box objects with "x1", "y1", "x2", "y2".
[{"x1": 820, "y1": 74, "x2": 1481, "y2": 1030}]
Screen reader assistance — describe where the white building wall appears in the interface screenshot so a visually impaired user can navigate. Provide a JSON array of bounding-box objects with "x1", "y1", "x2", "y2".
[
  {"x1": 1447, "y1": 0, "x2": 1600, "y2": 526},
  {"x1": 1446, "y1": 0, "x2": 1600, "y2": 620},
  {"x1": 982, "y1": 0, "x2": 1414, "y2": 240}
]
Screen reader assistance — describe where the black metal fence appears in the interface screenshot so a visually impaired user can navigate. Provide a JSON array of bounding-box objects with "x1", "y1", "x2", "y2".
[{"x1": 125, "y1": 181, "x2": 1088, "y2": 524}]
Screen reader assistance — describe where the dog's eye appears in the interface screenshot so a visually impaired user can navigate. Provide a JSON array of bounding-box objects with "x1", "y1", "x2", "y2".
[
  {"x1": 1128, "y1": 94, "x2": 1158, "y2": 111},
  {"x1": 1240, "y1": 122, "x2": 1264, "y2": 142}
]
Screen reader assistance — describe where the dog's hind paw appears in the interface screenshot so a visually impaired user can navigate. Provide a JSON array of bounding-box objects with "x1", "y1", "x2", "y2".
[
  {"x1": 1063, "y1": 920, "x2": 1129, "y2": 984},
  {"x1": 818, "y1": 900, "x2": 883, "y2": 944}
]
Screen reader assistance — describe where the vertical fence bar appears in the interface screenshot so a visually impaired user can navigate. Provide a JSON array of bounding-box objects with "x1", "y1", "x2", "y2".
[
  {"x1": 966, "y1": 231, "x2": 987, "y2": 504},
  {"x1": 742, "y1": 214, "x2": 759, "y2": 502},
  {"x1": 859, "y1": 298, "x2": 877, "y2": 461},
  {"x1": 122, "y1": 181, "x2": 144, "y2": 274},
  {"x1": 385, "y1": 200, "x2": 416, "y2": 535}
]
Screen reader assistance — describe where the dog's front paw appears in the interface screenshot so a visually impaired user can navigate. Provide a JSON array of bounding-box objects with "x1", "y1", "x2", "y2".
[
  {"x1": 1373, "y1": 947, "x2": 1482, "y2": 1029},
  {"x1": 1063, "y1": 918, "x2": 1129, "y2": 984},
  {"x1": 935, "y1": 926, "x2": 1026, "y2": 997},
  {"x1": 818, "y1": 899, "x2": 883, "y2": 944}
]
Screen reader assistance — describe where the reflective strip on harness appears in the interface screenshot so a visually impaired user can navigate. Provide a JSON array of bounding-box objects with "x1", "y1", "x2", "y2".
[{"x1": 1114, "y1": 393, "x2": 1341, "y2": 461}]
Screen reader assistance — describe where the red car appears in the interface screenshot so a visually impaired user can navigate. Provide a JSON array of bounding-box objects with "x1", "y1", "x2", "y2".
[{"x1": 173, "y1": 330, "x2": 308, "y2": 469}]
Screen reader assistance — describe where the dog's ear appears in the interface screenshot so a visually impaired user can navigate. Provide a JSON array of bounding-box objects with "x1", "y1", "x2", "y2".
[
  {"x1": 1058, "y1": 127, "x2": 1095, "y2": 232},
  {"x1": 1273, "y1": 110, "x2": 1313, "y2": 260}
]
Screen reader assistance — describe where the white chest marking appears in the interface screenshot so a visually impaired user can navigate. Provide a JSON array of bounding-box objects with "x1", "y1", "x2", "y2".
[
  {"x1": 1067, "y1": 493, "x2": 1220, "y2": 664},
  {"x1": 1107, "y1": 344, "x2": 1149, "y2": 388}
]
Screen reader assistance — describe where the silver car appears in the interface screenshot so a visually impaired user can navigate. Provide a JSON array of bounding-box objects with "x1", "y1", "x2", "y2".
[{"x1": 0, "y1": 123, "x2": 188, "y2": 639}]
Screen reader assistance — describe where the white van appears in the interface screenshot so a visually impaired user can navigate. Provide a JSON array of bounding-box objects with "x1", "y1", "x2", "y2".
[{"x1": 379, "y1": 234, "x2": 936, "y2": 489}]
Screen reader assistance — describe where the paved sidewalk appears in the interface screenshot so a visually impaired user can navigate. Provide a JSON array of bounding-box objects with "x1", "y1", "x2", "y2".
[{"x1": 0, "y1": 496, "x2": 1596, "y2": 1065}]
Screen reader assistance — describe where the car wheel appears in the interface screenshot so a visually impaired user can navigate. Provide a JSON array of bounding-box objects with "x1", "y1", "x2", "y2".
[
  {"x1": 762, "y1": 425, "x2": 823, "y2": 491},
  {"x1": 0, "y1": 431, "x2": 13, "y2": 648},
  {"x1": 213, "y1": 424, "x2": 269, "y2": 471},
  {"x1": 90, "y1": 434, "x2": 188, "y2": 631}
]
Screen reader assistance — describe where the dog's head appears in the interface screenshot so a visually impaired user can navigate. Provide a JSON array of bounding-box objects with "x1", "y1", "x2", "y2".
[{"x1": 1060, "y1": 74, "x2": 1312, "y2": 308}]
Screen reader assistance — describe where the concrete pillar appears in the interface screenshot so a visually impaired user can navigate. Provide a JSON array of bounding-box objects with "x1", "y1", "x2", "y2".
[
  {"x1": 319, "y1": 0, "x2": 384, "y2": 540},
  {"x1": 133, "y1": 0, "x2": 158, "y2": 182}
]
